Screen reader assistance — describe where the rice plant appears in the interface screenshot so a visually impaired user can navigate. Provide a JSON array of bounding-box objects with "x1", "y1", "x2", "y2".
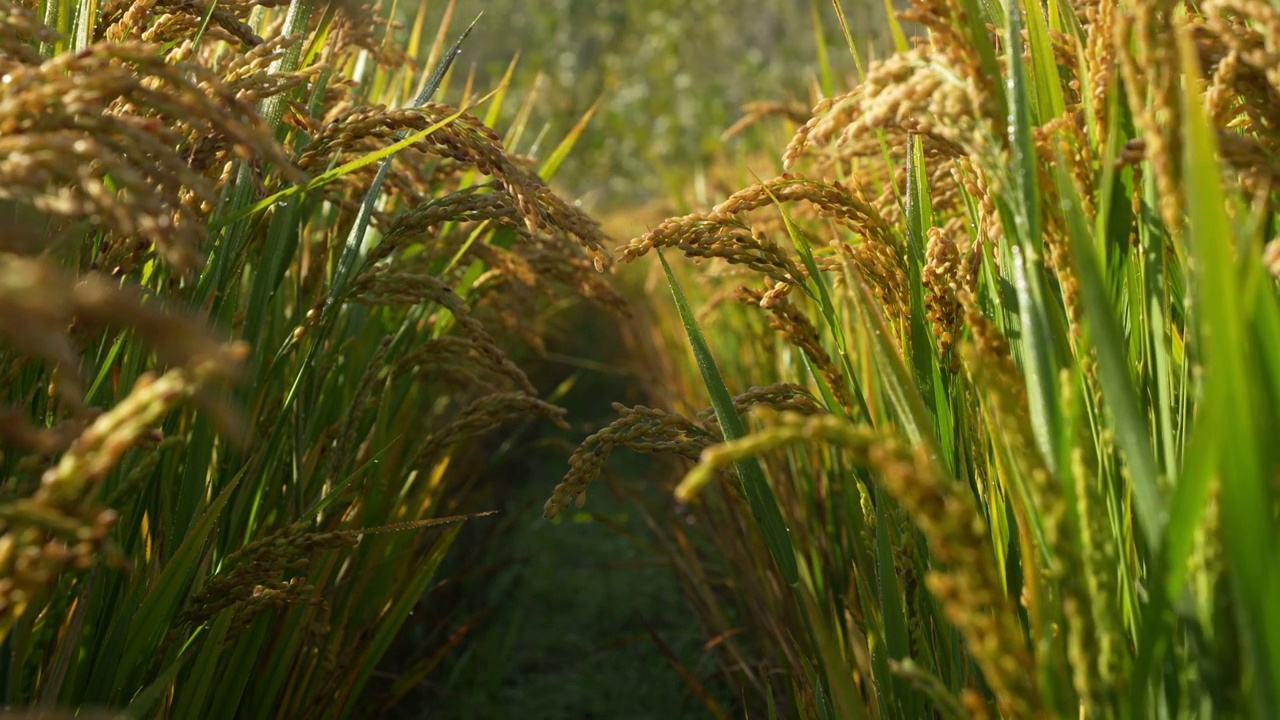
[
  {"x1": 550, "y1": 0, "x2": 1280, "y2": 716},
  {"x1": 0, "y1": 0, "x2": 620, "y2": 716}
]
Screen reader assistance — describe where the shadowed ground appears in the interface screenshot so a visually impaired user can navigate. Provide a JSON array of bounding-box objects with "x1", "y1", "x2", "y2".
[{"x1": 386, "y1": 304, "x2": 731, "y2": 719}]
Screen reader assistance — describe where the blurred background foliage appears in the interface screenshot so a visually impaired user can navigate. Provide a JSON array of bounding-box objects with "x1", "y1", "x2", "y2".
[{"x1": 420, "y1": 0, "x2": 893, "y2": 209}]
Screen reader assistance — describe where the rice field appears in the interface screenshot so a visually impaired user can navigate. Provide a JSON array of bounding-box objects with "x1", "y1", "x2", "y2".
[{"x1": 2, "y1": 0, "x2": 1279, "y2": 717}]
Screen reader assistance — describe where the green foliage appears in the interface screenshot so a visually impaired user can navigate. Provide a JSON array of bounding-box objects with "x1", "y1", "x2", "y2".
[
  {"x1": 557, "y1": 0, "x2": 1280, "y2": 716},
  {"x1": 427, "y1": 0, "x2": 894, "y2": 206},
  {"x1": 9, "y1": 0, "x2": 1280, "y2": 716},
  {"x1": 0, "y1": 1, "x2": 616, "y2": 717}
]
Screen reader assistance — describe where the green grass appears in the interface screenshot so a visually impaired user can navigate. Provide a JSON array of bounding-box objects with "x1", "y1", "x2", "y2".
[{"x1": 428, "y1": 454, "x2": 721, "y2": 719}]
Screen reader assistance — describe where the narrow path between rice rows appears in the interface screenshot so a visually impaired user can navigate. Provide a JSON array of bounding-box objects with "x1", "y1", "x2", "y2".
[{"x1": 397, "y1": 306, "x2": 731, "y2": 719}]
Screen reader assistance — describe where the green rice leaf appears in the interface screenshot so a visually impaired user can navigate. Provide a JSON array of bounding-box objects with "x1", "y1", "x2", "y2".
[
  {"x1": 338, "y1": 523, "x2": 466, "y2": 717},
  {"x1": 1052, "y1": 162, "x2": 1164, "y2": 547},
  {"x1": 209, "y1": 105, "x2": 476, "y2": 231},
  {"x1": 1177, "y1": 27, "x2": 1280, "y2": 716},
  {"x1": 810, "y1": 0, "x2": 834, "y2": 98},
  {"x1": 539, "y1": 97, "x2": 601, "y2": 181},
  {"x1": 1004, "y1": 0, "x2": 1062, "y2": 472},
  {"x1": 829, "y1": 0, "x2": 866, "y2": 80},
  {"x1": 1022, "y1": 0, "x2": 1066, "y2": 122},
  {"x1": 116, "y1": 469, "x2": 245, "y2": 691},
  {"x1": 841, "y1": 261, "x2": 939, "y2": 456},
  {"x1": 873, "y1": 486, "x2": 913, "y2": 718},
  {"x1": 123, "y1": 653, "x2": 191, "y2": 720},
  {"x1": 170, "y1": 608, "x2": 233, "y2": 719},
  {"x1": 658, "y1": 250, "x2": 799, "y2": 587}
]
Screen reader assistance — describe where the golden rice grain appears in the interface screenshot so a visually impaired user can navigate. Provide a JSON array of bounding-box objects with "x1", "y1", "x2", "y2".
[{"x1": 676, "y1": 411, "x2": 1046, "y2": 718}]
